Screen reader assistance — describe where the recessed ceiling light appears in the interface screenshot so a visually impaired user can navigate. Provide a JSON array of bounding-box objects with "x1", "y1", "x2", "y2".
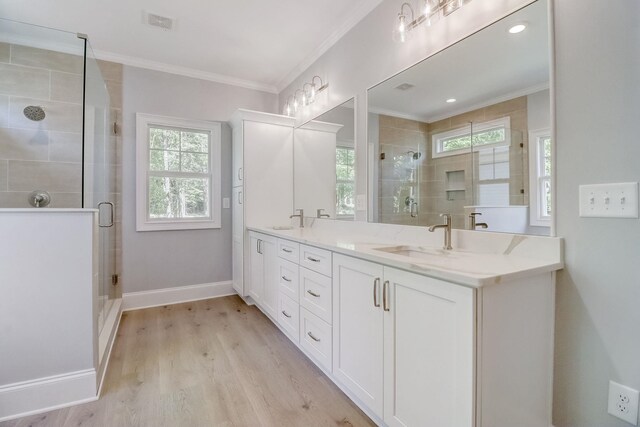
[
  {"x1": 446, "y1": 98, "x2": 457, "y2": 103},
  {"x1": 509, "y1": 24, "x2": 527, "y2": 34}
]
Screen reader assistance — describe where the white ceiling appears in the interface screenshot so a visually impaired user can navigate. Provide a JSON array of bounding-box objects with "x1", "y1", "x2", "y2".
[
  {"x1": 368, "y1": 0, "x2": 550, "y2": 122},
  {"x1": 0, "y1": 0, "x2": 384, "y2": 93}
]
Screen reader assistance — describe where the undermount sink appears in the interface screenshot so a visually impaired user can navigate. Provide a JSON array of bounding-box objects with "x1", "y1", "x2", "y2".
[{"x1": 373, "y1": 245, "x2": 453, "y2": 259}]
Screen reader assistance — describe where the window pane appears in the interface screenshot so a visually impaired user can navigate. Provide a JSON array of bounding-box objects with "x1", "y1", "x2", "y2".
[
  {"x1": 442, "y1": 134, "x2": 472, "y2": 151},
  {"x1": 182, "y1": 152, "x2": 209, "y2": 173},
  {"x1": 150, "y1": 128, "x2": 180, "y2": 150},
  {"x1": 148, "y1": 176, "x2": 210, "y2": 219},
  {"x1": 149, "y1": 149, "x2": 180, "y2": 171},
  {"x1": 337, "y1": 164, "x2": 354, "y2": 181},
  {"x1": 337, "y1": 182, "x2": 355, "y2": 216},
  {"x1": 542, "y1": 137, "x2": 552, "y2": 176},
  {"x1": 542, "y1": 177, "x2": 552, "y2": 217},
  {"x1": 181, "y1": 131, "x2": 209, "y2": 153},
  {"x1": 473, "y1": 128, "x2": 505, "y2": 146}
]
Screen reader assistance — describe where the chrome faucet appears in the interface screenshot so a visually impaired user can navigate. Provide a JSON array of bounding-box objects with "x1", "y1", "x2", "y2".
[
  {"x1": 469, "y1": 212, "x2": 488, "y2": 230},
  {"x1": 428, "y1": 213, "x2": 452, "y2": 250},
  {"x1": 316, "y1": 209, "x2": 330, "y2": 219},
  {"x1": 290, "y1": 209, "x2": 304, "y2": 228}
]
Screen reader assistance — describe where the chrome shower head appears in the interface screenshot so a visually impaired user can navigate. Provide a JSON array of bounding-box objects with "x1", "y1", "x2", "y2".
[
  {"x1": 406, "y1": 150, "x2": 422, "y2": 160},
  {"x1": 23, "y1": 105, "x2": 45, "y2": 121}
]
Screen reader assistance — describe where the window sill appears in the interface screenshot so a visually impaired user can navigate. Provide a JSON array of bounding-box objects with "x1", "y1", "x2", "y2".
[{"x1": 137, "y1": 219, "x2": 221, "y2": 232}]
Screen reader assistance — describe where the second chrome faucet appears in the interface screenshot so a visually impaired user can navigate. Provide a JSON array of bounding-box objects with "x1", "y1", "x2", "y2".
[
  {"x1": 290, "y1": 209, "x2": 304, "y2": 228},
  {"x1": 428, "y1": 213, "x2": 452, "y2": 250}
]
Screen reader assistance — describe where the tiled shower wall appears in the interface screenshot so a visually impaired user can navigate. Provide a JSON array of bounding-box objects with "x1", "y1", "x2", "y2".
[
  {"x1": 378, "y1": 95, "x2": 530, "y2": 229},
  {"x1": 0, "y1": 41, "x2": 122, "y2": 279}
]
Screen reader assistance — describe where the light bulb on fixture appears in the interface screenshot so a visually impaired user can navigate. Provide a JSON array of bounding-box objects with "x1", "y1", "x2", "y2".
[{"x1": 393, "y1": 2, "x2": 414, "y2": 43}]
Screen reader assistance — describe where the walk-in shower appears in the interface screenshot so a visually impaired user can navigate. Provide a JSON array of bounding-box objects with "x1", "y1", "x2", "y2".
[{"x1": 0, "y1": 18, "x2": 121, "y2": 417}]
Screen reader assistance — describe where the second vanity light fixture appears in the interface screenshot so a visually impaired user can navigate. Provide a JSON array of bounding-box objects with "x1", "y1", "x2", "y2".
[
  {"x1": 393, "y1": 0, "x2": 473, "y2": 42},
  {"x1": 283, "y1": 75, "x2": 329, "y2": 117}
]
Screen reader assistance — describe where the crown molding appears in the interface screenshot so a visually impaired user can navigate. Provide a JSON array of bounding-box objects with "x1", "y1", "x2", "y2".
[
  {"x1": 93, "y1": 50, "x2": 279, "y2": 94},
  {"x1": 275, "y1": 0, "x2": 385, "y2": 93}
]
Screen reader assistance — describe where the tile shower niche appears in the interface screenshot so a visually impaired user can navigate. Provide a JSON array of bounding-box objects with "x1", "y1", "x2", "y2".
[{"x1": 446, "y1": 169, "x2": 466, "y2": 200}]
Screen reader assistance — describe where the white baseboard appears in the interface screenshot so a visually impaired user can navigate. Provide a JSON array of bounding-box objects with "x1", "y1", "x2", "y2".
[
  {"x1": 123, "y1": 281, "x2": 235, "y2": 311},
  {"x1": 0, "y1": 369, "x2": 97, "y2": 422}
]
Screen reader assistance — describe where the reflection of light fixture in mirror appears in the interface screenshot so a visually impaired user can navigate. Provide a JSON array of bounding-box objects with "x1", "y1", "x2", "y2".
[
  {"x1": 294, "y1": 89, "x2": 304, "y2": 112},
  {"x1": 392, "y1": 0, "x2": 473, "y2": 42},
  {"x1": 509, "y1": 23, "x2": 527, "y2": 34},
  {"x1": 446, "y1": 98, "x2": 457, "y2": 103},
  {"x1": 309, "y1": 75, "x2": 329, "y2": 104},
  {"x1": 284, "y1": 95, "x2": 294, "y2": 116}
]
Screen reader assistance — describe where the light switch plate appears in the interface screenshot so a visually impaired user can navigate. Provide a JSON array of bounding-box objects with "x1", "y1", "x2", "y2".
[
  {"x1": 356, "y1": 194, "x2": 366, "y2": 211},
  {"x1": 579, "y1": 182, "x2": 639, "y2": 218},
  {"x1": 223, "y1": 197, "x2": 230, "y2": 209}
]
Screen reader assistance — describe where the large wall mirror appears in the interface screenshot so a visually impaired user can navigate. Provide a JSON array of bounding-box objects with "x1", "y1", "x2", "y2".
[
  {"x1": 367, "y1": 0, "x2": 551, "y2": 235},
  {"x1": 294, "y1": 98, "x2": 355, "y2": 220}
]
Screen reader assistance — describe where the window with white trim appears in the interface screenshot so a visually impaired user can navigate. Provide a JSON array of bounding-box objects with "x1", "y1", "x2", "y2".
[
  {"x1": 528, "y1": 128, "x2": 552, "y2": 226},
  {"x1": 432, "y1": 117, "x2": 511, "y2": 158},
  {"x1": 336, "y1": 146, "x2": 355, "y2": 218},
  {"x1": 136, "y1": 113, "x2": 221, "y2": 231}
]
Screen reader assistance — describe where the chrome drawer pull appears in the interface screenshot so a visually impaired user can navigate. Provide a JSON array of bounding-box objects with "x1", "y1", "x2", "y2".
[
  {"x1": 282, "y1": 248, "x2": 293, "y2": 253},
  {"x1": 281, "y1": 276, "x2": 292, "y2": 282},
  {"x1": 307, "y1": 290, "x2": 320, "y2": 298},
  {"x1": 307, "y1": 332, "x2": 321, "y2": 342},
  {"x1": 282, "y1": 310, "x2": 292, "y2": 318},
  {"x1": 306, "y1": 256, "x2": 321, "y2": 262}
]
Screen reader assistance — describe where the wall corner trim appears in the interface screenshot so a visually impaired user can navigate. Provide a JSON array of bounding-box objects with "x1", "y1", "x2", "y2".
[
  {"x1": 122, "y1": 281, "x2": 235, "y2": 311},
  {"x1": 0, "y1": 369, "x2": 98, "y2": 422}
]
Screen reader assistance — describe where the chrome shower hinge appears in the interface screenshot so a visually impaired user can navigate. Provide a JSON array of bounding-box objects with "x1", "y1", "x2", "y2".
[{"x1": 112, "y1": 274, "x2": 119, "y2": 286}]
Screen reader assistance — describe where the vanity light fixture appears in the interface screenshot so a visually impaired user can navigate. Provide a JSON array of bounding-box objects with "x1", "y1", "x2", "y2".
[
  {"x1": 282, "y1": 76, "x2": 329, "y2": 117},
  {"x1": 392, "y1": 0, "x2": 472, "y2": 43},
  {"x1": 508, "y1": 23, "x2": 527, "y2": 34}
]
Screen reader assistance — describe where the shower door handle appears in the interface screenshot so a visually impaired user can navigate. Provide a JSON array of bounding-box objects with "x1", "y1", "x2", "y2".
[
  {"x1": 410, "y1": 201, "x2": 418, "y2": 218},
  {"x1": 98, "y1": 202, "x2": 114, "y2": 228}
]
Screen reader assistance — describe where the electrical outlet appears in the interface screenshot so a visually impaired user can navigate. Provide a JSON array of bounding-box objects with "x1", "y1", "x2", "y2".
[{"x1": 608, "y1": 381, "x2": 639, "y2": 425}]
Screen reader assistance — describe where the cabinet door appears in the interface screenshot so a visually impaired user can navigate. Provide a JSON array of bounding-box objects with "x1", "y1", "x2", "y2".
[
  {"x1": 261, "y1": 237, "x2": 278, "y2": 319},
  {"x1": 332, "y1": 254, "x2": 385, "y2": 418},
  {"x1": 232, "y1": 187, "x2": 244, "y2": 295},
  {"x1": 383, "y1": 267, "x2": 475, "y2": 427},
  {"x1": 248, "y1": 234, "x2": 264, "y2": 303},
  {"x1": 243, "y1": 121, "x2": 293, "y2": 227},
  {"x1": 232, "y1": 125, "x2": 243, "y2": 187}
]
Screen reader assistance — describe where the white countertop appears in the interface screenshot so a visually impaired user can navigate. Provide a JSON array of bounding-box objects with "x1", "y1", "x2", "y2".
[{"x1": 247, "y1": 221, "x2": 563, "y2": 288}]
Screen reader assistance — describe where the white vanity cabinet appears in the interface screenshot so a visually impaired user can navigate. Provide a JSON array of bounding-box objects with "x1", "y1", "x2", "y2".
[
  {"x1": 248, "y1": 231, "x2": 278, "y2": 319},
  {"x1": 246, "y1": 230, "x2": 556, "y2": 427},
  {"x1": 230, "y1": 110, "x2": 295, "y2": 298}
]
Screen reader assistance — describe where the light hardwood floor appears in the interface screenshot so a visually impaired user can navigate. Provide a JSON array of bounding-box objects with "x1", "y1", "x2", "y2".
[{"x1": 3, "y1": 296, "x2": 375, "y2": 427}]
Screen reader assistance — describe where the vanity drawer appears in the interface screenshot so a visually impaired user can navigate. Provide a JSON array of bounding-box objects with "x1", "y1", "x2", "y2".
[
  {"x1": 277, "y1": 258, "x2": 299, "y2": 301},
  {"x1": 299, "y1": 244, "x2": 332, "y2": 277},
  {"x1": 299, "y1": 267, "x2": 332, "y2": 324},
  {"x1": 278, "y1": 239, "x2": 299, "y2": 263},
  {"x1": 300, "y1": 308, "x2": 332, "y2": 372},
  {"x1": 277, "y1": 294, "x2": 299, "y2": 343}
]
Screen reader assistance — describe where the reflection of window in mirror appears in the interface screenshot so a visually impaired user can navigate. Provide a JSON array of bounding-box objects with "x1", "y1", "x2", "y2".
[
  {"x1": 336, "y1": 146, "x2": 355, "y2": 219},
  {"x1": 529, "y1": 129, "x2": 552, "y2": 226}
]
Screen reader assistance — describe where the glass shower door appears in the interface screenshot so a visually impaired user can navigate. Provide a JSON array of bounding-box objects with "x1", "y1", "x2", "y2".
[{"x1": 83, "y1": 43, "x2": 117, "y2": 333}]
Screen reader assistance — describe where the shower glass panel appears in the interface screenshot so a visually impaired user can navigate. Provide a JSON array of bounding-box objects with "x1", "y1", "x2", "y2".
[
  {"x1": 83, "y1": 41, "x2": 117, "y2": 333},
  {"x1": 0, "y1": 19, "x2": 85, "y2": 208},
  {"x1": 377, "y1": 116, "x2": 426, "y2": 226}
]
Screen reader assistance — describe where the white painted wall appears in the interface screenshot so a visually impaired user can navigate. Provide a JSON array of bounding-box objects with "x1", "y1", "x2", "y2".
[
  {"x1": 553, "y1": 1, "x2": 640, "y2": 426},
  {"x1": 527, "y1": 89, "x2": 550, "y2": 131},
  {"x1": 121, "y1": 66, "x2": 278, "y2": 293},
  {"x1": 279, "y1": 0, "x2": 536, "y2": 220},
  {"x1": 0, "y1": 210, "x2": 96, "y2": 386}
]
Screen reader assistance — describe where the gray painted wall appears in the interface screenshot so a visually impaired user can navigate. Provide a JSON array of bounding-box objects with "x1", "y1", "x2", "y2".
[
  {"x1": 121, "y1": 66, "x2": 277, "y2": 293},
  {"x1": 553, "y1": 1, "x2": 640, "y2": 426},
  {"x1": 281, "y1": 0, "x2": 640, "y2": 425}
]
